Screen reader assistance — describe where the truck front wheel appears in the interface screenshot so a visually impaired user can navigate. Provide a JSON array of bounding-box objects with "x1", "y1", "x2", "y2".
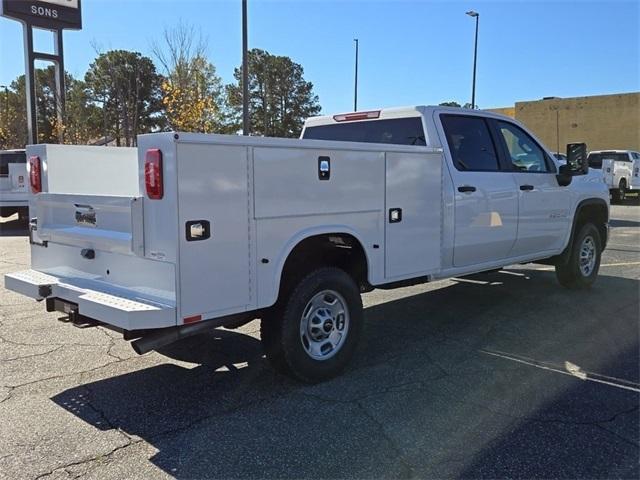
[
  {"x1": 555, "y1": 223, "x2": 602, "y2": 289},
  {"x1": 261, "y1": 267, "x2": 363, "y2": 383}
]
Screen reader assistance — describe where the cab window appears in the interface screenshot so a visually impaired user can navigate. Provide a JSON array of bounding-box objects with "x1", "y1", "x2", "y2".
[
  {"x1": 497, "y1": 121, "x2": 550, "y2": 173},
  {"x1": 440, "y1": 115, "x2": 500, "y2": 171},
  {"x1": 303, "y1": 117, "x2": 426, "y2": 146}
]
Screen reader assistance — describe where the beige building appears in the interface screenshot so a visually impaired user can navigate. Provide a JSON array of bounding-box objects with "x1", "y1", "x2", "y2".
[{"x1": 488, "y1": 92, "x2": 640, "y2": 153}]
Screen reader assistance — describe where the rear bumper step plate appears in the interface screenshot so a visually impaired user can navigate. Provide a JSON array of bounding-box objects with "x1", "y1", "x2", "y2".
[{"x1": 4, "y1": 269, "x2": 175, "y2": 330}]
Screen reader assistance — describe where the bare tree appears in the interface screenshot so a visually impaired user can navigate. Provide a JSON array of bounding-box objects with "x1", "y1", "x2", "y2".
[{"x1": 152, "y1": 21, "x2": 225, "y2": 133}]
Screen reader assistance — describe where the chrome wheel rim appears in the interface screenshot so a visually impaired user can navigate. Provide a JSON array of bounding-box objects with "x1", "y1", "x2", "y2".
[
  {"x1": 579, "y1": 235, "x2": 597, "y2": 277},
  {"x1": 300, "y1": 290, "x2": 349, "y2": 360}
]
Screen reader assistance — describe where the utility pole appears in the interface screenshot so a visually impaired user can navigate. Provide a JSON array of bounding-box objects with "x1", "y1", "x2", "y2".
[
  {"x1": 353, "y1": 38, "x2": 359, "y2": 111},
  {"x1": 466, "y1": 11, "x2": 479, "y2": 109},
  {"x1": 242, "y1": 0, "x2": 250, "y2": 135}
]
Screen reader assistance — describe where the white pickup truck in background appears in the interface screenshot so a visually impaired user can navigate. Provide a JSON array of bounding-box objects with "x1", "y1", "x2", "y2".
[
  {"x1": 587, "y1": 149, "x2": 640, "y2": 203},
  {"x1": 5, "y1": 106, "x2": 609, "y2": 382},
  {"x1": 0, "y1": 149, "x2": 29, "y2": 221}
]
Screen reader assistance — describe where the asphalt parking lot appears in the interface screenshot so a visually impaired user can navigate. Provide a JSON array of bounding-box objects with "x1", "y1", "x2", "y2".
[{"x1": 0, "y1": 204, "x2": 638, "y2": 480}]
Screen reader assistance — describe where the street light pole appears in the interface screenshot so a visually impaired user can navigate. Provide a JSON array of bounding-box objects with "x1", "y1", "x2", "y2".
[
  {"x1": 353, "y1": 38, "x2": 359, "y2": 111},
  {"x1": 242, "y1": 0, "x2": 250, "y2": 136},
  {"x1": 466, "y1": 10, "x2": 479, "y2": 109}
]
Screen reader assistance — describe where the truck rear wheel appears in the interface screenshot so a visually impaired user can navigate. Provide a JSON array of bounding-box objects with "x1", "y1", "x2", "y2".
[
  {"x1": 612, "y1": 180, "x2": 627, "y2": 204},
  {"x1": 260, "y1": 267, "x2": 363, "y2": 383},
  {"x1": 555, "y1": 223, "x2": 602, "y2": 289}
]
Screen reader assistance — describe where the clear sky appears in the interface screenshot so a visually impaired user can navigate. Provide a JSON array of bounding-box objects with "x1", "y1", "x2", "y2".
[{"x1": 1, "y1": 0, "x2": 638, "y2": 114}]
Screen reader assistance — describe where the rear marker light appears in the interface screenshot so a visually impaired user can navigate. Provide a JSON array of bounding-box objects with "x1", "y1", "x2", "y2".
[
  {"x1": 184, "y1": 315, "x2": 202, "y2": 324},
  {"x1": 29, "y1": 156, "x2": 42, "y2": 193},
  {"x1": 332, "y1": 110, "x2": 381, "y2": 122},
  {"x1": 145, "y1": 149, "x2": 163, "y2": 199}
]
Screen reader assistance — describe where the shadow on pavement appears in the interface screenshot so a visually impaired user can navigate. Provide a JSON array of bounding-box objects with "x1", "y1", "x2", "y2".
[
  {"x1": 52, "y1": 269, "x2": 640, "y2": 479},
  {"x1": 456, "y1": 343, "x2": 639, "y2": 479},
  {"x1": 609, "y1": 218, "x2": 640, "y2": 228},
  {"x1": 0, "y1": 215, "x2": 29, "y2": 237}
]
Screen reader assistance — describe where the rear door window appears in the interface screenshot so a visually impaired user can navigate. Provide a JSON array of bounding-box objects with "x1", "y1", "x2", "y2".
[
  {"x1": 440, "y1": 115, "x2": 500, "y2": 171},
  {"x1": 302, "y1": 117, "x2": 426, "y2": 146}
]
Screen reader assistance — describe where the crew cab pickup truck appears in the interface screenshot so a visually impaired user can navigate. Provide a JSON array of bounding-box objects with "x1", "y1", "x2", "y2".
[
  {"x1": 0, "y1": 149, "x2": 29, "y2": 220},
  {"x1": 4, "y1": 106, "x2": 609, "y2": 382},
  {"x1": 587, "y1": 150, "x2": 640, "y2": 203}
]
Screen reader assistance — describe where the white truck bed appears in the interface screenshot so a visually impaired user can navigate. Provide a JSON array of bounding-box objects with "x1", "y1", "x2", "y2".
[{"x1": 7, "y1": 135, "x2": 442, "y2": 331}]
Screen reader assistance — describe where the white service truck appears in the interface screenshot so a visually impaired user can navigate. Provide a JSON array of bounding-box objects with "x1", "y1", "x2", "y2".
[
  {"x1": 0, "y1": 149, "x2": 29, "y2": 220},
  {"x1": 4, "y1": 106, "x2": 609, "y2": 382},
  {"x1": 587, "y1": 149, "x2": 640, "y2": 203}
]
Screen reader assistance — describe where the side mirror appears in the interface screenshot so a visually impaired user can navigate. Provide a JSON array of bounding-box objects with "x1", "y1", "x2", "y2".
[{"x1": 566, "y1": 143, "x2": 588, "y2": 175}]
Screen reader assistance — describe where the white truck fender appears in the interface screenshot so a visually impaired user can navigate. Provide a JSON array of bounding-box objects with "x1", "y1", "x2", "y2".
[{"x1": 263, "y1": 224, "x2": 374, "y2": 308}]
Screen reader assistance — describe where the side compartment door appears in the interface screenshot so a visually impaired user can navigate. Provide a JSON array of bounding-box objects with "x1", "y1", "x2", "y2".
[
  {"x1": 438, "y1": 114, "x2": 519, "y2": 267},
  {"x1": 492, "y1": 119, "x2": 570, "y2": 256},
  {"x1": 384, "y1": 151, "x2": 441, "y2": 279},
  {"x1": 177, "y1": 143, "x2": 250, "y2": 321}
]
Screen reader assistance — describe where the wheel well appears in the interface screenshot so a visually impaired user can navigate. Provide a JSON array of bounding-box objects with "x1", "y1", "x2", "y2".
[
  {"x1": 278, "y1": 234, "x2": 370, "y2": 299},
  {"x1": 574, "y1": 201, "x2": 608, "y2": 249}
]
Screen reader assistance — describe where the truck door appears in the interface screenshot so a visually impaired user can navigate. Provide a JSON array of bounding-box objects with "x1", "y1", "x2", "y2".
[
  {"x1": 439, "y1": 113, "x2": 518, "y2": 267},
  {"x1": 493, "y1": 120, "x2": 570, "y2": 256}
]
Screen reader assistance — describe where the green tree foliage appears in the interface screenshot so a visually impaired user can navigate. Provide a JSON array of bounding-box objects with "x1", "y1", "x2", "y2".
[
  {"x1": 0, "y1": 86, "x2": 25, "y2": 149},
  {"x1": 85, "y1": 50, "x2": 163, "y2": 146},
  {"x1": 439, "y1": 101, "x2": 474, "y2": 109},
  {"x1": 226, "y1": 49, "x2": 321, "y2": 137},
  {"x1": 152, "y1": 23, "x2": 225, "y2": 133},
  {"x1": 0, "y1": 66, "x2": 102, "y2": 149}
]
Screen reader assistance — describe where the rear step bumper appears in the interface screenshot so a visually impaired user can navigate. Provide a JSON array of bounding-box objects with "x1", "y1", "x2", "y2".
[{"x1": 4, "y1": 269, "x2": 175, "y2": 330}]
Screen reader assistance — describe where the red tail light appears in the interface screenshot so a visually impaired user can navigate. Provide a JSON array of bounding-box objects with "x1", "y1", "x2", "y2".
[
  {"x1": 145, "y1": 149, "x2": 163, "y2": 199},
  {"x1": 29, "y1": 156, "x2": 41, "y2": 193}
]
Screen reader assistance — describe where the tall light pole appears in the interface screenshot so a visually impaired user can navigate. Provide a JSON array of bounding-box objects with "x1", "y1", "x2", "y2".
[
  {"x1": 242, "y1": 0, "x2": 250, "y2": 135},
  {"x1": 353, "y1": 38, "x2": 359, "y2": 111},
  {"x1": 466, "y1": 10, "x2": 479, "y2": 109}
]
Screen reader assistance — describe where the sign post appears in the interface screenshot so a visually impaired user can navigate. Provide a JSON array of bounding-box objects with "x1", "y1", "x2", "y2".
[{"x1": 1, "y1": 0, "x2": 82, "y2": 145}]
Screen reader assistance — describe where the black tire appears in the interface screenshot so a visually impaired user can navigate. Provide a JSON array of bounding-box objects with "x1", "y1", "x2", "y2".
[
  {"x1": 555, "y1": 223, "x2": 602, "y2": 289},
  {"x1": 260, "y1": 267, "x2": 363, "y2": 383},
  {"x1": 612, "y1": 180, "x2": 626, "y2": 204},
  {"x1": 619, "y1": 180, "x2": 627, "y2": 203}
]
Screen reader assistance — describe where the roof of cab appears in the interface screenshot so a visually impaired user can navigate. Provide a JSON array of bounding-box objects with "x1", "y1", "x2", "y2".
[{"x1": 303, "y1": 105, "x2": 516, "y2": 128}]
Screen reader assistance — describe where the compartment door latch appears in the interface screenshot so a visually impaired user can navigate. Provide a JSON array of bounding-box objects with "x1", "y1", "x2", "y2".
[{"x1": 186, "y1": 220, "x2": 211, "y2": 241}]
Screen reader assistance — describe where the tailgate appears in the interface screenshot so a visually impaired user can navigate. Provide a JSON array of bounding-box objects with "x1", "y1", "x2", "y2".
[{"x1": 35, "y1": 193, "x2": 144, "y2": 256}]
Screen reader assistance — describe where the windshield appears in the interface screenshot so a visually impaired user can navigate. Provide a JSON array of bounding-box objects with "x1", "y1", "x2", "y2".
[{"x1": 303, "y1": 117, "x2": 426, "y2": 146}]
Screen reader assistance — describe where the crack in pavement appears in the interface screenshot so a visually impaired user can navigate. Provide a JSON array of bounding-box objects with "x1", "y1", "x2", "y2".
[
  {"x1": 0, "y1": 344, "x2": 65, "y2": 362},
  {"x1": 33, "y1": 439, "x2": 143, "y2": 480}
]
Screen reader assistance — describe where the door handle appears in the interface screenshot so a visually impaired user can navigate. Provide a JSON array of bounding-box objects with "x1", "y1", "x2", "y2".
[
  {"x1": 519, "y1": 185, "x2": 534, "y2": 191},
  {"x1": 457, "y1": 186, "x2": 476, "y2": 193}
]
